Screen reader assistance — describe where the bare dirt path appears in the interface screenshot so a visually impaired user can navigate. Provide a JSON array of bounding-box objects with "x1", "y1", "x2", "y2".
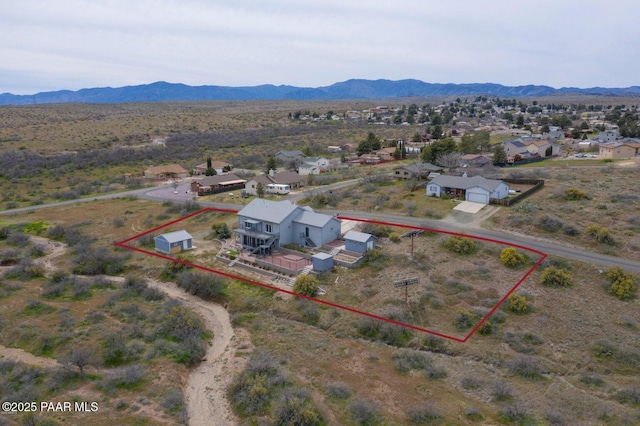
[
  {"x1": 0, "y1": 345, "x2": 61, "y2": 369},
  {"x1": 145, "y1": 278, "x2": 244, "y2": 426}
]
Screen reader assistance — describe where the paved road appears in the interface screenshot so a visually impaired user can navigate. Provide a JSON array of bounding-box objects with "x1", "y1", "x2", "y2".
[{"x1": 3, "y1": 179, "x2": 640, "y2": 273}]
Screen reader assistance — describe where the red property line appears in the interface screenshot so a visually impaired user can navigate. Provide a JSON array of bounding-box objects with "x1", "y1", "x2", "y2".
[{"x1": 115, "y1": 208, "x2": 547, "y2": 343}]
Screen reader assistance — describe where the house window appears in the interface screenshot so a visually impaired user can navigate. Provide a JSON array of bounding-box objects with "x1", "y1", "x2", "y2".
[{"x1": 265, "y1": 224, "x2": 272, "y2": 233}]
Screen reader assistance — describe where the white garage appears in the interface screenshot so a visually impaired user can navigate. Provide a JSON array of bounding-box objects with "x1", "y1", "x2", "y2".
[
  {"x1": 426, "y1": 175, "x2": 510, "y2": 205},
  {"x1": 466, "y1": 187, "x2": 490, "y2": 204}
]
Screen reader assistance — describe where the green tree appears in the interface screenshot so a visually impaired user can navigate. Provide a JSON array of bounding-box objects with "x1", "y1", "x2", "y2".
[
  {"x1": 205, "y1": 157, "x2": 216, "y2": 176},
  {"x1": 420, "y1": 137, "x2": 457, "y2": 163},
  {"x1": 493, "y1": 145, "x2": 508, "y2": 164},
  {"x1": 293, "y1": 275, "x2": 319, "y2": 297},
  {"x1": 516, "y1": 114, "x2": 525, "y2": 128},
  {"x1": 357, "y1": 132, "x2": 381, "y2": 156},
  {"x1": 256, "y1": 182, "x2": 265, "y2": 198},
  {"x1": 265, "y1": 156, "x2": 278, "y2": 174}
]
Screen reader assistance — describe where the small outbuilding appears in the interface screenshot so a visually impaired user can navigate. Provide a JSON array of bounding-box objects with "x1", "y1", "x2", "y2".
[
  {"x1": 312, "y1": 252, "x2": 334, "y2": 272},
  {"x1": 154, "y1": 230, "x2": 194, "y2": 255},
  {"x1": 344, "y1": 230, "x2": 376, "y2": 254}
]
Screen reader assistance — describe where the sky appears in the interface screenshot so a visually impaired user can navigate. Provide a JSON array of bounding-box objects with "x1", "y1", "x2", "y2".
[{"x1": 2, "y1": 0, "x2": 639, "y2": 95}]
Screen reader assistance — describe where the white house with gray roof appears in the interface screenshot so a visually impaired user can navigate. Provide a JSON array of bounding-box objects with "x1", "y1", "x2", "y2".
[
  {"x1": 426, "y1": 175, "x2": 509, "y2": 204},
  {"x1": 234, "y1": 199, "x2": 341, "y2": 254}
]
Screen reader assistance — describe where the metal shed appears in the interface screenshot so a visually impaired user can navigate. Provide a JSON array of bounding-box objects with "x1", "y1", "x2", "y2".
[
  {"x1": 312, "y1": 252, "x2": 334, "y2": 272},
  {"x1": 154, "y1": 230, "x2": 194, "y2": 255},
  {"x1": 344, "y1": 230, "x2": 376, "y2": 254}
]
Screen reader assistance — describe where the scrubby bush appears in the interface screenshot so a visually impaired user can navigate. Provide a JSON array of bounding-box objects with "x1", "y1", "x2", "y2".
[
  {"x1": 175, "y1": 270, "x2": 227, "y2": 299},
  {"x1": 500, "y1": 247, "x2": 527, "y2": 267},
  {"x1": 454, "y1": 309, "x2": 478, "y2": 330},
  {"x1": 348, "y1": 398, "x2": 380, "y2": 426},
  {"x1": 537, "y1": 215, "x2": 564, "y2": 233},
  {"x1": 507, "y1": 293, "x2": 530, "y2": 314},
  {"x1": 392, "y1": 349, "x2": 433, "y2": 372},
  {"x1": 228, "y1": 351, "x2": 288, "y2": 416},
  {"x1": 442, "y1": 236, "x2": 478, "y2": 255},
  {"x1": 292, "y1": 275, "x2": 319, "y2": 297},
  {"x1": 499, "y1": 405, "x2": 533, "y2": 424},
  {"x1": 586, "y1": 225, "x2": 616, "y2": 245},
  {"x1": 360, "y1": 223, "x2": 391, "y2": 238},
  {"x1": 508, "y1": 355, "x2": 543, "y2": 379},
  {"x1": 491, "y1": 381, "x2": 514, "y2": 401},
  {"x1": 325, "y1": 382, "x2": 352, "y2": 400},
  {"x1": 407, "y1": 402, "x2": 442, "y2": 425},
  {"x1": 539, "y1": 267, "x2": 573, "y2": 288},
  {"x1": 72, "y1": 246, "x2": 128, "y2": 275},
  {"x1": 272, "y1": 387, "x2": 324, "y2": 426},
  {"x1": 606, "y1": 267, "x2": 636, "y2": 300},
  {"x1": 210, "y1": 222, "x2": 231, "y2": 239},
  {"x1": 562, "y1": 187, "x2": 589, "y2": 200}
]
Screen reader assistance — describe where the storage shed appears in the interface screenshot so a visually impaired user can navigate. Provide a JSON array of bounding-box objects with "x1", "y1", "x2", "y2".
[
  {"x1": 312, "y1": 252, "x2": 334, "y2": 272},
  {"x1": 344, "y1": 230, "x2": 376, "y2": 254},
  {"x1": 154, "y1": 230, "x2": 194, "y2": 255}
]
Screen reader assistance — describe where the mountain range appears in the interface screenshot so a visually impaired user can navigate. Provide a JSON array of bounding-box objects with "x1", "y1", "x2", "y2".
[{"x1": 1, "y1": 79, "x2": 639, "y2": 105}]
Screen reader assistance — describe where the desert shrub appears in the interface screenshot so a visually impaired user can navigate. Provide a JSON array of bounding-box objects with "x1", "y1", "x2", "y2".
[
  {"x1": 537, "y1": 215, "x2": 564, "y2": 233},
  {"x1": 585, "y1": 225, "x2": 616, "y2": 245},
  {"x1": 175, "y1": 270, "x2": 227, "y2": 299},
  {"x1": 606, "y1": 267, "x2": 636, "y2": 300},
  {"x1": 357, "y1": 317, "x2": 381, "y2": 339},
  {"x1": 388, "y1": 232, "x2": 401, "y2": 243},
  {"x1": 156, "y1": 304, "x2": 208, "y2": 366},
  {"x1": 361, "y1": 248, "x2": 388, "y2": 271},
  {"x1": 392, "y1": 349, "x2": 433, "y2": 372},
  {"x1": 442, "y1": 236, "x2": 478, "y2": 255},
  {"x1": 460, "y1": 376, "x2": 482, "y2": 390},
  {"x1": 379, "y1": 322, "x2": 413, "y2": 347},
  {"x1": 72, "y1": 246, "x2": 128, "y2": 275},
  {"x1": 539, "y1": 267, "x2": 573, "y2": 288},
  {"x1": 102, "y1": 364, "x2": 146, "y2": 390},
  {"x1": 454, "y1": 309, "x2": 478, "y2": 330},
  {"x1": 292, "y1": 275, "x2": 319, "y2": 297},
  {"x1": 325, "y1": 382, "x2": 352, "y2": 400},
  {"x1": 360, "y1": 223, "x2": 391, "y2": 238},
  {"x1": 464, "y1": 407, "x2": 484, "y2": 420},
  {"x1": 7, "y1": 232, "x2": 30, "y2": 247},
  {"x1": 562, "y1": 224, "x2": 580, "y2": 236},
  {"x1": 491, "y1": 381, "x2": 514, "y2": 401},
  {"x1": 508, "y1": 355, "x2": 543, "y2": 379},
  {"x1": 421, "y1": 335, "x2": 452, "y2": 354},
  {"x1": 615, "y1": 388, "x2": 640, "y2": 405},
  {"x1": 162, "y1": 389, "x2": 184, "y2": 413},
  {"x1": 228, "y1": 351, "x2": 288, "y2": 416},
  {"x1": 500, "y1": 247, "x2": 527, "y2": 267},
  {"x1": 504, "y1": 331, "x2": 544, "y2": 354},
  {"x1": 562, "y1": 187, "x2": 589, "y2": 200},
  {"x1": 499, "y1": 405, "x2": 533, "y2": 424},
  {"x1": 423, "y1": 209, "x2": 443, "y2": 219},
  {"x1": 137, "y1": 233, "x2": 156, "y2": 248},
  {"x1": 272, "y1": 387, "x2": 324, "y2": 426},
  {"x1": 580, "y1": 374, "x2": 604, "y2": 387},
  {"x1": 507, "y1": 293, "x2": 530, "y2": 314},
  {"x1": 407, "y1": 402, "x2": 442, "y2": 425},
  {"x1": 348, "y1": 398, "x2": 380, "y2": 426}
]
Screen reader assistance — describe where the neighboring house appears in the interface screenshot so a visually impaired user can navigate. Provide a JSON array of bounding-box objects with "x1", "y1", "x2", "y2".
[
  {"x1": 190, "y1": 174, "x2": 246, "y2": 196},
  {"x1": 460, "y1": 154, "x2": 493, "y2": 167},
  {"x1": 393, "y1": 163, "x2": 443, "y2": 180},
  {"x1": 193, "y1": 160, "x2": 233, "y2": 175},
  {"x1": 302, "y1": 156, "x2": 330, "y2": 170},
  {"x1": 344, "y1": 230, "x2": 376, "y2": 254},
  {"x1": 598, "y1": 130, "x2": 620, "y2": 142},
  {"x1": 426, "y1": 175, "x2": 509, "y2": 204},
  {"x1": 371, "y1": 147, "x2": 396, "y2": 161},
  {"x1": 502, "y1": 140, "x2": 529, "y2": 159},
  {"x1": 244, "y1": 171, "x2": 304, "y2": 195},
  {"x1": 522, "y1": 140, "x2": 553, "y2": 157},
  {"x1": 275, "y1": 150, "x2": 306, "y2": 165},
  {"x1": 298, "y1": 164, "x2": 320, "y2": 175},
  {"x1": 154, "y1": 230, "x2": 194, "y2": 255},
  {"x1": 234, "y1": 199, "x2": 341, "y2": 253},
  {"x1": 144, "y1": 164, "x2": 189, "y2": 179},
  {"x1": 599, "y1": 141, "x2": 640, "y2": 159}
]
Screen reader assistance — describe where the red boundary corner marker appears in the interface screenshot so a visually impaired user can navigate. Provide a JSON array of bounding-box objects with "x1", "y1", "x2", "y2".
[{"x1": 115, "y1": 208, "x2": 547, "y2": 343}]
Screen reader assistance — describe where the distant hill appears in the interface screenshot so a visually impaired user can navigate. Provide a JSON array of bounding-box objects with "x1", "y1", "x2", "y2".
[{"x1": 1, "y1": 79, "x2": 640, "y2": 105}]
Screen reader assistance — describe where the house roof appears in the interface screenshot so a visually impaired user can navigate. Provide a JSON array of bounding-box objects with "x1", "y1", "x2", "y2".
[
  {"x1": 344, "y1": 230, "x2": 376, "y2": 243},
  {"x1": 523, "y1": 140, "x2": 551, "y2": 147},
  {"x1": 155, "y1": 230, "x2": 193, "y2": 243},
  {"x1": 429, "y1": 175, "x2": 505, "y2": 192},
  {"x1": 504, "y1": 140, "x2": 526, "y2": 148},
  {"x1": 293, "y1": 210, "x2": 337, "y2": 228},
  {"x1": 193, "y1": 174, "x2": 245, "y2": 186},
  {"x1": 145, "y1": 164, "x2": 188, "y2": 174},
  {"x1": 237, "y1": 199, "x2": 299, "y2": 224},
  {"x1": 275, "y1": 150, "x2": 305, "y2": 159},
  {"x1": 394, "y1": 163, "x2": 443, "y2": 173}
]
